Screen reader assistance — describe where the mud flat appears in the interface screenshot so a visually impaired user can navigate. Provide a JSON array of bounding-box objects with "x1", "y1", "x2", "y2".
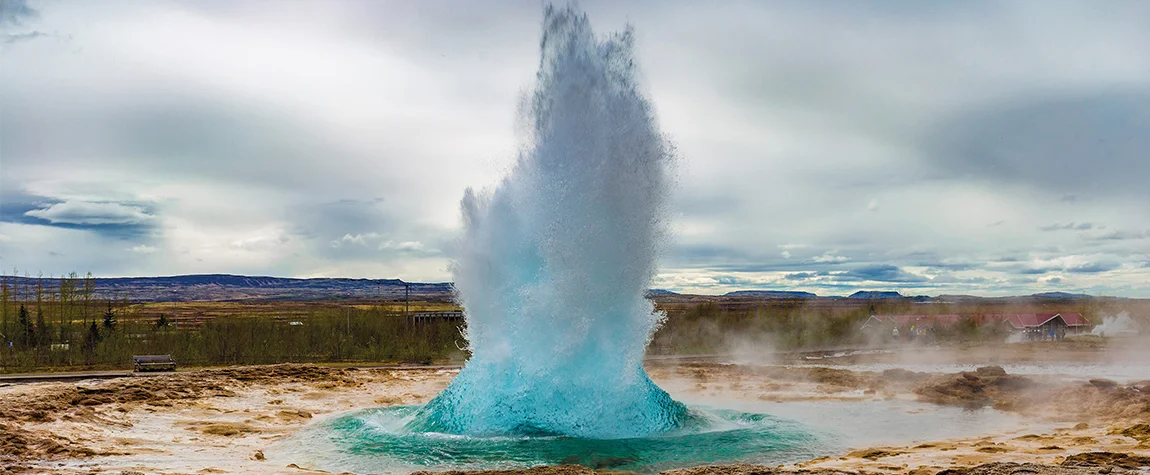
[{"x1": 2, "y1": 343, "x2": 1149, "y2": 474}]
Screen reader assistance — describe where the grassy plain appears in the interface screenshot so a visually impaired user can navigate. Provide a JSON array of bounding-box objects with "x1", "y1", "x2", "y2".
[{"x1": 2, "y1": 277, "x2": 1146, "y2": 375}]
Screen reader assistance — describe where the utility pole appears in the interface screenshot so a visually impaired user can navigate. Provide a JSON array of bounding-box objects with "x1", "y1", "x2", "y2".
[{"x1": 404, "y1": 282, "x2": 410, "y2": 326}]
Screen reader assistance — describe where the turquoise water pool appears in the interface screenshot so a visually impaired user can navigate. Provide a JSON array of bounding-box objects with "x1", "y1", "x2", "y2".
[{"x1": 281, "y1": 405, "x2": 833, "y2": 474}]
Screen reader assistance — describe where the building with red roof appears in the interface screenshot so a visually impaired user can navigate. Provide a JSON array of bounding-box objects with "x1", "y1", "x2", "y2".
[{"x1": 861, "y1": 312, "x2": 1091, "y2": 335}]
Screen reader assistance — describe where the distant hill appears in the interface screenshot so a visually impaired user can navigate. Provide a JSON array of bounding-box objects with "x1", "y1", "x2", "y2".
[
  {"x1": 938, "y1": 292, "x2": 1100, "y2": 302},
  {"x1": 724, "y1": 290, "x2": 818, "y2": 299},
  {"x1": 0, "y1": 274, "x2": 453, "y2": 302},
  {"x1": 847, "y1": 290, "x2": 905, "y2": 299},
  {"x1": 1029, "y1": 292, "x2": 1093, "y2": 300}
]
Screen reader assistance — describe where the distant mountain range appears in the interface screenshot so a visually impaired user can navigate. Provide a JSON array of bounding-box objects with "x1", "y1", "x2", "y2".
[
  {"x1": 724, "y1": 290, "x2": 819, "y2": 299},
  {"x1": 0, "y1": 274, "x2": 1114, "y2": 302},
  {"x1": 846, "y1": 290, "x2": 905, "y2": 299},
  {"x1": 721, "y1": 289, "x2": 1103, "y2": 301},
  {"x1": 0, "y1": 274, "x2": 453, "y2": 302}
]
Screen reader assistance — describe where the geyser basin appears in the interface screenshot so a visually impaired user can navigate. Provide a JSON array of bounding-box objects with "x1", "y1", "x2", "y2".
[{"x1": 284, "y1": 405, "x2": 829, "y2": 474}]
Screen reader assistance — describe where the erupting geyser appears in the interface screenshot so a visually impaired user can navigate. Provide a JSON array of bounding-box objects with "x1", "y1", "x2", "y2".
[
  {"x1": 408, "y1": 4, "x2": 686, "y2": 439},
  {"x1": 283, "y1": 6, "x2": 825, "y2": 472}
]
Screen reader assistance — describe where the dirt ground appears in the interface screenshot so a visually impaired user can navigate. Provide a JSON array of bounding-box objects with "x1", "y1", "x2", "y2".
[{"x1": 3, "y1": 340, "x2": 1150, "y2": 475}]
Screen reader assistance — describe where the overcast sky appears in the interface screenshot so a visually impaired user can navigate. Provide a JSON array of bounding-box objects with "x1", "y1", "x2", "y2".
[{"x1": 1, "y1": 0, "x2": 1148, "y2": 297}]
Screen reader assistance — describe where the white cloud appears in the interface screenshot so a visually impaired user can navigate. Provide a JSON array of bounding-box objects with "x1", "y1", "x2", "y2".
[
  {"x1": 813, "y1": 253, "x2": 851, "y2": 263},
  {"x1": 380, "y1": 240, "x2": 424, "y2": 252},
  {"x1": 331, "y1": 233, "x2": 379, "y2": 248},
  {"x1": 128, "y1": 244, "x2": 158, "y2": 254},
  {"x1": 25, "y1": 201, "x2": 153, "y2": 225}
]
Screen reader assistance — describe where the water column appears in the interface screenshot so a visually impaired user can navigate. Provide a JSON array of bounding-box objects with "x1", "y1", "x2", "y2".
[{"x1": 408, "y1": 4, "x2": 687, "y2": 439}]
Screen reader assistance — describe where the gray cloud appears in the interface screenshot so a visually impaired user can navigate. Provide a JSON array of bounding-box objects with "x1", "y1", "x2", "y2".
[
  {"x1": 0, "y1": 0, "x2": 37, "y2": 27},
  {"x1": 1066, "y1": 262, "x2": 1120, "y2": 274},
  {"x1": 3, "y1": 30, "x2": 43, "y2": 43},
  {"x1": 926, "y1": 91, "x2": 1150, "y2": 197},
  {"x1": 837, "y1": 265, "x2": 928, "y2": 283},
  {"x1": 1091, "y1": 229, "x2": 1150, "y2": 241},
  {"x1": 1, "y1": 98, "x2": 369, "y2": 193},
  {"x1": 0, "y1": 1, "x2": 1147, "y2": 296},
  {"x1": 0, "y1": 193, "x2": 158, "y2": 241}
]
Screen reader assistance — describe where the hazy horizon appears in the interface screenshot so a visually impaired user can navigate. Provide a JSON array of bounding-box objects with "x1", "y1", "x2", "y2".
[{"x1": 2, "y1": 0, "x2": 1148, "y2": 297}]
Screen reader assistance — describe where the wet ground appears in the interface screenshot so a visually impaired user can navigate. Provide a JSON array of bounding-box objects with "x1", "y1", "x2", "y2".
[
  {"x1": 2, "y1": 339, "x2": 1149, "y2": 474},
  {"x1": 793, "y1": 361, "x2": 1150, "y2": 383}
]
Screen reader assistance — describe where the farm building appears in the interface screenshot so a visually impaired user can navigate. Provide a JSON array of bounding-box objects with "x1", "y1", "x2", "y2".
[
  {"x1": 988, "y1": 313, "x2": 1091, "y2": 334},
  {"x1": 860, "y1": 313, "x2": 1091, "y2": 335}
]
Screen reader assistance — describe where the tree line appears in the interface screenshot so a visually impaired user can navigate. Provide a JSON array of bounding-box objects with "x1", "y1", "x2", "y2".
[{"x1": 0, "y1": 273, "x2": 466, "y2": 373}]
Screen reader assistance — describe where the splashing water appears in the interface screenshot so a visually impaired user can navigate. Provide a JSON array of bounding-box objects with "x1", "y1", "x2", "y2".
[
  {"x1": 279, "y1": 6, "x2": 828, "y2": 472},
  {"x1": 408, "y1": 4, "x2": 683, "y2": 439}
]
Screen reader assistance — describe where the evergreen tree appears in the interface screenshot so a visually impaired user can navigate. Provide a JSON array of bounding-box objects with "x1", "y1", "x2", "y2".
[
  {"x1": 35, "y1": 306, "x2": 50, "y2": 347},
  {"x1": 102, "y1": 303, "x2": 117, "y2": 331},
  {"x1": 84, "y1": 321, "x2": 101, "y2": 358},
  {"x1": 156, "y1": 313, "x2": 170, "y2": 328},
  {"x1": 1, "y1": 277, "x2": 9, "y2": 348},
  {"x1": 17, "y1": 304, "x2": 33, "y2": 347}
]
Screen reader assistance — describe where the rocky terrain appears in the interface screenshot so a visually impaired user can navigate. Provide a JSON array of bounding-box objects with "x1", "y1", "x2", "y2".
[{"x1": 3, "y1": 346, "x2": 1150, "y2": 474}]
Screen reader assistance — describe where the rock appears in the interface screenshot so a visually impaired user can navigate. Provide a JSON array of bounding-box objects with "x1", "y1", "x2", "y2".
[
  {"x1": 881, "y1": 368, "x2": 925, "y2": 381},
  {"x1": 1089, "y1": 379, "x2": 1118, "y2": 389},
  {"x1": 1062, "y1": 451, "x2": 1150, "y2": 469},
  {"x1": 847, "y1": 449, "x2": 903, "y2": 460},
  {"x1": 1113, "y1": 423, "x2": 1150, "y2": 441}
]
